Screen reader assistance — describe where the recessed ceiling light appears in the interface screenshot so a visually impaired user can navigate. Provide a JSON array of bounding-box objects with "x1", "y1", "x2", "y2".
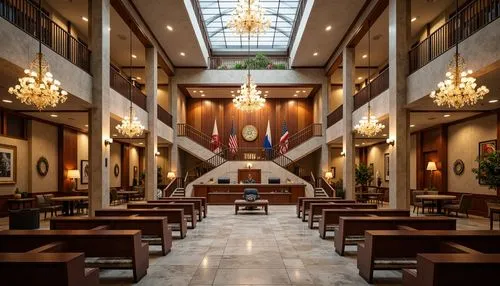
[
  {"x1": 489, "y1": 99, "x2": 498, "y2": 103},
  {"x1": 180, "y1": 52, "x2": 186, "y2": 56},
  {"x1": 302, "y1": 90, "x2": 306, "y2": 93},
  {"x1": 382, "y1": 133, "x2": 387, "y2": 136},
  {"x1": 131, "y1": 54, "x2": 137, "y2": 58},
  {"x1": 264, "y1": 94, "x2": 268, "y2": 97},
  {"x1": 362, "y1": 54, "x2": 368, "y2": 59},
  {"x1": 362, "y1": 142, "x2": 365, "y2": 145},
  {"x1": 355, "y1": 144, "x2": 360, "y2": 147},
  {"x1": 411, "y1": 17, "x2": 417, "y2": 22},
  {"x1": 443, "y1": 114, "x2": 451, "y2": 118},
  {"x1": 82, "y1": 16, "x2": 88, "y2": 22},
  {"x1": 50, "y1": 114, "x2": 58, "y2": 118},
  {"x1": 137, "y1": 77, "x2": 142, "y2": 80},
  {"x1": 313, "y1": 52, "x2": 318, "y2": 56},
  {"x1": 199, "y1": 90, "x2": 204, "y2": 93},
  {"x1": 193, "y1": 90, "x2": 197, "y2": 93},
  {"x1": 325, "y1": 25, "x2": 332, "y2": 31},
  {"x1": 139, "y1": 142, "x2": 143, "y2": 145},
  {"x1": 231, "y1": 91, "x2": 234, "y2": 93},
  {"x1": 265, "y1": 91, "x2": 269, "y2": 93},
  {"x1": 296, "y1": 90, "x2": 300, "y2": 93},
  {"x1": 410, "y1": 124, "x2": 415, "y2": 128},
  {"x1": 232, "y1": 94, "x2": 235, "y2": 97},
  {"x1": 201, "y1": 94, "x2": 205, "y2": 97},
  {"x1": 166, "y1": 25, "x2": 173, "y2": 31},
  {"x1": 2, "y1": 99, "x2": 12, "y2": 103}
]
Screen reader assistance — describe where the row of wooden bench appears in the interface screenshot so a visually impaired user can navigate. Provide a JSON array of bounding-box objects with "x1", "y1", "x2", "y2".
[{"x1": 0, "y1": 197, "x2": 207, "y2": 286}]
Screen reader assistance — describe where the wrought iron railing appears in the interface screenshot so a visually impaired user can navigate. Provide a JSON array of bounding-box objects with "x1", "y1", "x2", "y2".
[
  {"x1": 327, "y1": 105, "x2": 343, "y2": 127},
  {"x1": 177, "y1": 123, "x2": 229, "y2": 151},
  {"x1": 353, "y1": 68, "x2": 389, "y2": 111},
  {"x1": 157, "y1": 105, "x2": 172, "y2": 127},
  {"x1": 209, "y1": 56, "x2": 290, "y2": 70},
  {"x1": 0, "y1": 0, "x2": 91, "y2": 72},
  {"x1": 162, "y1": 177, "x2": 180, "y2": 197},
  {"x1": 288, "y1": 0, "x2": 308, "y2": 53},
  {"x1": 409, "y1": 0, "x2": 500, "y2": 73},
  {"x1": 272, "y1": 123, "x2": 322, "y2": 153},
  {"x1": 110, "y1": 67, "x2": 147, "y2": 110}
]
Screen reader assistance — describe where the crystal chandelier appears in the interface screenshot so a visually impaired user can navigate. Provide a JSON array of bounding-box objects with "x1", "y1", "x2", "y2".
[
  {"x1": 115, "y1": 24, "x2": 145, "y2": 138},
  {"x1": 8, "y1": 1, "x2": 67, "y2": 110},
  {"x1": 229, "y1": 0, "x2": 269, "y2": 112},
  {"x1": 227, "y1": 0, "x2": 271, "y2": 34},
  {"x1": 354, "y1": 21, "x2": 384, "y2": 137},
  {"x1": 430, "y1": 0, "x2": 489, "y2": 109}
]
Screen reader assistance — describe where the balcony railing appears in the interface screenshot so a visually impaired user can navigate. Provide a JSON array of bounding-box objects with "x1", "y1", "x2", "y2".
[
  {"x1": 110, "y1": 67, "x2": 147, "y2": 110},
  {"x1": 327, "y1": 105, "x2": 343, "y2": 128},
  {"x1": 157, "y1": 105, "x2": 172, "y2": 128},
  {"x1": 273, "y1": 123, "x2": 322, "y2": 154},
  {"x1": 288, "y1": 0, "x2": 308, "y2": 52},
  {"x1": 409, "y1": 0, "x2": 500, "y2": 73},
  {"x1": 353, "y1": 68, "x2": 389, "y2": 111},
  {"x1": 177, "y1": 123, "x2": 228, "y2": 151},
  {"x1": 0, "y1": 0, "x2": 90, "y2": 72},
  {"x1": 209, "y1": 56, "x2": 290, "y2": 70}
]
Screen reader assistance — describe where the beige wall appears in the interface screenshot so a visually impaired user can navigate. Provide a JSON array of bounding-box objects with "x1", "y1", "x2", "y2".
[
  {"x1": 447, "y1": 114, "x2": 497, "y2": 196},
  {"x1": 328, "y1": 86, "x2": 343, "y2": 113},
  {"x1": 365, "y1": 143, "x2": 391, "y2": 188},
  {"x1": 77, "y1": 133, "x2": 88, "y2": 190},
  {"x1": 158, "y1": 87, "x2": 170, "y2": 112},
  {"x1": 0, "y1": 136, "x2": 28, "y2": 196},
  {"x1": 329, "y1": 148, "x2": 344, "y2": 183},
  {"x1": 130, "y1": 147, "x2": 140, "y2": 186},
  {"x1": 109, "y1": 142, "x2": 121, "y2": 188},
  {"x1": 156, "y1": 147, "x2": 170, "y2": 185},
  {"x1": 29, "y1": 121, "x2": 58, "y2": 193},
  {"x1": 177, "y1": 89, "x2": 187, "y2": 123},
  {"x1": 313, "y1": 89, "x2": 323, "y2": 123},
  {"x1": 410, "y1": 134, "x2": 417, "y2": 189}
]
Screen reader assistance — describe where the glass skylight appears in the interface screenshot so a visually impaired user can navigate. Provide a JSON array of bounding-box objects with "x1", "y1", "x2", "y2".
[{"x1": 196, "y1": 0, "x2": 301, "y2": 54}]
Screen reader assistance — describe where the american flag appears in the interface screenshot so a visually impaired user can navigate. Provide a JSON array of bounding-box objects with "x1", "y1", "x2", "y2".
[
  {"x1": 228, "y1": 120, "x2": 238, "y2": 154},
  {"x1": 279, "y1": 120, "x2": 289, "y2": 154}
]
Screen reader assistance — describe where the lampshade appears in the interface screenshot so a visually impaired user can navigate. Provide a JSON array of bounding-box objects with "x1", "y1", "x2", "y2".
[
  {"x1": 166, "y1": 172, "x2": 176, "y2": 179},
  {"x1": 325, "y1": 172, "x2": 333, "y2": 179},
  {"x1": 67, "y1": 169, "x2": 80, "y2": 179},
  {"x1": 247, "y1": 163, "x2": 253, "y2": 169},
  {"x1": 426, "y1": 162, "x2": 437, "y2": 171}
]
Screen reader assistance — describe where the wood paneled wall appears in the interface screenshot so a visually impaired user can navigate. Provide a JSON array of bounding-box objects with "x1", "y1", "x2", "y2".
[
  {"x1": 58, "y1": 127, "x2": 78, "y2": 192},
  {"x1": 415, "y1": 125, "x2": 447, "y2": 192},
  {"x1": 186, "y1": 98, "x2": 314, "y2": 148}
]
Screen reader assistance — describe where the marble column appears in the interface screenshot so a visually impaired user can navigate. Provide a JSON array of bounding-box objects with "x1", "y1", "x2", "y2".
[
  {"x1": 342, "y1": 47, "x2": 355, "y2": 200},
  {"x1": 169, "y1": 77, "x2": 181, "y2": 176},
  {"x1": 145, "y1": 47, "x2": 158, "y2": 200},
  {"x1": 388, "y1": 0, "x2": 410, "y2": 209},
  {"x1": 319, "y1": 79, "x2": 330, "y2": 179},
  {"x1": 89, "y1": 0, "x2": 111, "y2": 214}
]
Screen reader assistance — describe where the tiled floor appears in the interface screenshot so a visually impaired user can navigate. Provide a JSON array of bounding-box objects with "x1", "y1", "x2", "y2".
[{"x1": 0, "y1": 205, "x2": 496, "y2": 285}]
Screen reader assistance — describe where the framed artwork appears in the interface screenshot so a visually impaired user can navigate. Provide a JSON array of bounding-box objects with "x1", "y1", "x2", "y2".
[
  {"x1": 478, "y1": 140, "x2": 497, "y2": 185},
  {"x1": 330, "y1": 167, "x2": 336, "y2": 179},
  {"x1": 80, "y1": 160, "x2": 89, "y2": 184},
  {"x1": 0, "y1": 144, "x2": 17, "y2": 184},
  {"x1": 114, "y1": 164, "x2": 120, "y2": 177},
  {"x1": 384, "y1": 153, "x2": 390, "y2": 181}
]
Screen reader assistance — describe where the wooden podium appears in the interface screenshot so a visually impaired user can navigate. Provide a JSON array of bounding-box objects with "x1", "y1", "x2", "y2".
[{"x1": 238, "y1": 169, "x2": 261, "y2": 183}]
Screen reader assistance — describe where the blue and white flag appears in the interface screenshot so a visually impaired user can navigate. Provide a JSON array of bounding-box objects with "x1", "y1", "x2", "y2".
[{"x1": 263, "y1": 120, "x2": 272, "y2": 151}]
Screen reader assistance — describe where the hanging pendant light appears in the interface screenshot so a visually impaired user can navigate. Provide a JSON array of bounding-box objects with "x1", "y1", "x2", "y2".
[
  {"x1": 430, "y1": 0, "x2": 489, "y2": 109},
  {"x1": 115, "y1": 24, "x2": 145, "y2": 138},
  {"x1": 354, "y1": 21, "x2": 384, "y2": 137},
  {"x1": 230, "y1": 0, "x2": 268, "y2": 112},
  {"x1": 8, "y1": 1, "x2": 67, "y2": 110}
]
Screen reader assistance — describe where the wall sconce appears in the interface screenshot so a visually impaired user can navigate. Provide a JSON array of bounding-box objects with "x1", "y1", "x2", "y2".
[
  {"x1": 155, "y1": 151, "x2": 161, "y2": 156},
  {"x1": 325, "y1": 171, "x2": 333, "y2": 183},
  {"x1": 104, "y1": 138, "x2": 113, "y2": 146},
  {"x1": 386, "y1": 138, "x2": 395, "y2": 146},
  {"x1": 340, "y1": 151, "x2": 346, "y2": 157},
  {"x1": 246, "y1": 162, "x2": 253, "y2": 169},
  {"x1": 167, "y1": 172, "x2": 176, "y2": 180}
]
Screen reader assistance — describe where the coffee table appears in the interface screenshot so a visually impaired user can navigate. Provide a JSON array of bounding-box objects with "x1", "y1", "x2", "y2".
[
  {"x1": 416, "y1": 194, "x2": 456, "y2": 214},
  {"x1": 234, "y1": 199, "x2": 269, "y2": 215},
  {"x1": 50, "y1": 196, "x2": 88, "y2": 216}
]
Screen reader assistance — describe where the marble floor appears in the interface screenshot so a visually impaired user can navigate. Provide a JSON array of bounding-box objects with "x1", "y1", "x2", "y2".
[{"x1": 0, "y1": 205, "x2": 496, "y2": 285}]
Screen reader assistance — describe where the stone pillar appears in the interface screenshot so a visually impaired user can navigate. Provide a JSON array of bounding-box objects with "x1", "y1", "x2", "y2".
[
  {"x1": 169, "y1": 77, "x2": 181, "y2": 176},
  {"x1": 342, "y1": 47, "x2": 355, "y2": 200},
  {"x1": 319, "y1": 79, "x2": 329, "y2": 178},
  {"x1": 89, "y1": 0, "x2": 111, "y2": 214},
  {"x1": 145, "y1": 47, "x2": 158, "y2": 200},
  {"x1": 388, "y1": 0, "x2": 410, "y2": 209}
]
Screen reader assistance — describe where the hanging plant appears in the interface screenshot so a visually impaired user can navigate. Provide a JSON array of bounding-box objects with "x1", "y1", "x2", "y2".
[{"x1": 36, "y1": 156, "x2": 49, "y2": 177}]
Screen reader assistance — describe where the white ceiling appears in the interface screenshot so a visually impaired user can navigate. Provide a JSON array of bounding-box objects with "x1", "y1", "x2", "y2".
[{"x1": 185, "y1": 86, "x2": 315, "y2": 98}]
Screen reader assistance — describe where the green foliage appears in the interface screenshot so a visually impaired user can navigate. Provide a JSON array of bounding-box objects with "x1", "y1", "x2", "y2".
[
  {"x1": 231, "y1": 53, "x2": 287, "y2": 70},
  {"x1": 355, "y1": 164, "x2": 373, "y2": 186},
  {"x1": 472, "y1": 151, "x2": 500, "y2": 189},
  {"x1": 234, "y1": 63, "x2": 245, "y2": 70},
  {"x1": 274, "y1": 63, "x2": 287, "y2": 70}
]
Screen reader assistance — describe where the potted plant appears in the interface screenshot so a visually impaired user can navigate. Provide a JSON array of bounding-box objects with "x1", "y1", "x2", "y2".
[
  {"x1": 472, "y1": 151, "x2": 500, "y2": 191},
  {"x1": 355, "y1": 164, "x2": 373, "y2": 192},
  {"x1": 333, "y1": 179, "x2": 345, "y2": 198}
]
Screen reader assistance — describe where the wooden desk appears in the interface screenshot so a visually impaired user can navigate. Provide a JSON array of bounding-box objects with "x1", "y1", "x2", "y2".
[
  {"x1": 50, "y1": 196, "x2": 88, "y2": 216},
  {"x1": 7, "y1": 198, "x2": 35, "y2": 210},
  {"x1": 193, "y1": 184, "x2": 305, "y2": 204},
  {"x1": 416, "y1": 195, "x2": 456, "y2": 214}
]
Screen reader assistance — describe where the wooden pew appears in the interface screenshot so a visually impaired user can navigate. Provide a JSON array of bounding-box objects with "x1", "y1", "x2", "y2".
[
  {"x1": 147, "y1": 199, "x2": 203, "y2": 222},
  {"x1": 402, "y1": 253, "x2": 500, "y2": 286},
  {"x1": 296, "y1": 197, "x2": 352, "y2": 218},
  {"x1": 357, "y1": 230, "x2": 500, "y2": 283},
  {"x1": 308, "y1": 203, "x2": 377, "y2": 229},
  {"x1": 94, "y1": 209, "x2": 188, "y2": 239},
  {"x1": 301, "y1": 198, "x2": 356, "y2": 221},
  {"x1": 159, "y1": 197, "x2": 207, "y2": 218},
  {"x1": 334, "y1": 216, "x2": 457, "y2": 255},
  {"x1": 128, "y1": 203, "x2": 197, "y2": 229},
  {"x1": 0, "y1": 252, "x2": 99, "y2": 286},
  {"x1": 50, "y1": 216, "x2": 173, "y2": 256},
  {"x1": 318, "y1": 209, "x2": 410, "y2": 238},
  {"x1": 0, "y1": 229, "x2": 149, "y2": 282}
]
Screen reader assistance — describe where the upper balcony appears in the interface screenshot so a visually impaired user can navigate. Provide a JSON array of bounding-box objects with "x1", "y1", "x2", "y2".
[{"x1": 208, "y1": 55, "x2": 290, "y2": 70}]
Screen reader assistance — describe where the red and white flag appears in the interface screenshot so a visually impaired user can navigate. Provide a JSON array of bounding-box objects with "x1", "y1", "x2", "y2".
[{"x1": 210, "y1": 119, "x2": 222, "y2": 153}]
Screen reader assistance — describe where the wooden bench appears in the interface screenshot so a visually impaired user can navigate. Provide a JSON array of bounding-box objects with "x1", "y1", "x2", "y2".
[
  {"x1": 301, "y1": 198, "x2": 356, "y2": 221},
  {"x1": 128, "y1": 203, "x2": 197, "y2": 229},
  {"x1": 94, "y1": 209, "x2": 188, "y2": 239},
  {"x1": 159, "y1": 197, "x2": 207, "y2": 218},
  {"x1": 318, "y1": 209, "x2": 410, "y2": 238},
  {"x1": 357, "y1": 230, "x2": 500, "y2": 283},
  {"x1": 147, "y1": 199, "x2": 203, "y2": 222},
  {"x1": 402, "y1": 253, "x2": 500, "y2": 286},
  {"x1": 50, "y1": 216, "x2": 173, "y2": 256},
  {"x1": 307, "y1": 203, "x2": 378, "y2": 229},
  {"x1": 296, "y1": 197, "x2": 352, "y2": 218},
  {"x1": 0, "y1": 252, "x2": 99, "y2": 286},
  {"x1": 0, "y1": 229, "x2": 149, "y2": 282},
  {"x1": 234, "y1": 199, "x2": 269, "y2": 215},
  {"x1": 334, "y1": 216, "x2": 457, "y2": 255}
]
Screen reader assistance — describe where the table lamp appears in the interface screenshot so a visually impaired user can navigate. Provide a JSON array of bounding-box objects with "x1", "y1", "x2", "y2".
[
  {"x1": 325, "y1": 171, "x2": 333, "y2": 183},
  {"x1": 167, "y1": 172, "x2": 176, "y2": 181},
  {"x1": 67, "y1": 170, "x2": 80, "y2": 192},
  {"x1": 426, "y1": 162, "x2": 437, "y2": 189}
]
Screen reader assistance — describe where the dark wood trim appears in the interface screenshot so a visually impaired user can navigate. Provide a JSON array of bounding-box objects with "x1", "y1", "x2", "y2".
[
  {"x1": 121, "y1": 143, "x2": 130, "y2": 188},
  {"x1": 327, "y1": 54, "x2": 343, "y2": 76},
  {"x1": 416, "y1": 132, "x2": 423, "y2": 190},
  {"x1": 438, "y1": 125, "x2": 448, "y2": 193}
]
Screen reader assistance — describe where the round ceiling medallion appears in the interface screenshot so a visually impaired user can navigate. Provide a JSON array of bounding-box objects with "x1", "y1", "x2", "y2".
[{"x1": 242, "y1": 125, "x2": 258, "y2": 142}]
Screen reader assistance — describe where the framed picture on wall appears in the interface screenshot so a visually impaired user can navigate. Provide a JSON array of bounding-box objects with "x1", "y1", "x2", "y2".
[
  {"x1": 80, "y1": 160, "x2": 89, "y2": 184},
  {"x1": 478, "y1": 140, "x2": 497, "y2": 185},
  {"x1": 330, "y1": 167, "x2": 336, "y2": 179},
  {"x1": 384, "y1": 153, "x2": 390, "y2": 181},
  {"x1": 0, "y1": 144, "x2": 16, "y2": 184}
]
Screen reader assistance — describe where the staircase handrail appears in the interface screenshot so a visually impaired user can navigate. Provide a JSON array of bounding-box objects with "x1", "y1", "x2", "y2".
[
  {"x1": 163, "y1": 177, "x2": 179, "y2": 197},
  {"x1": 177, "y1": 123, "x2": 229, "y2": 151},
  {"x1": 310, "y1": 171, "x2": 316, "y2": 187},
  {"x1": 319, "y1": 177, "x2": 335, "y2": 197},
  {"x1": 272, "y1": 123, "x2": 322, "y2": 154}
]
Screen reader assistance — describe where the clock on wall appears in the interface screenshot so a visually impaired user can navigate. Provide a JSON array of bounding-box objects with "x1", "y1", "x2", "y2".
[{"x1": 242, "y1": 125, "x2": 258, "y2": 142}]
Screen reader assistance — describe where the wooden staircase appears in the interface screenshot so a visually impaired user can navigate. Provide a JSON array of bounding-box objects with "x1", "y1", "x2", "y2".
[
  {"x1": 314, "y1": 188, "x2": 329, "y2": 198},
  {"x1": 170, "y1": 188, "x2": 186, "y2": 197}
]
